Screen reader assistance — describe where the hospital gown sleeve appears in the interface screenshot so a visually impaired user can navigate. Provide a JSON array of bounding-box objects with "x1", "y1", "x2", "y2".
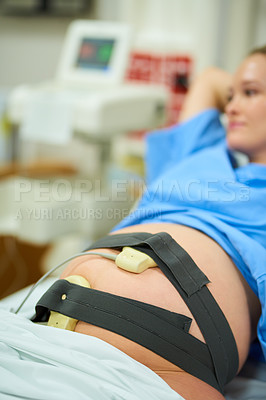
[
  {"x1": 257, "y1": 276, "x2": 266, "y2": 361},
  {"x1": 146, "y1": 108, "x2": 226, "y2": 185}
]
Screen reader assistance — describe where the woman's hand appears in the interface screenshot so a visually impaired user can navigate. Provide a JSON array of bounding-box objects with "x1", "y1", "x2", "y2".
[{"x1": 178, "y1": 67, "x2": 232, "y2": 123}]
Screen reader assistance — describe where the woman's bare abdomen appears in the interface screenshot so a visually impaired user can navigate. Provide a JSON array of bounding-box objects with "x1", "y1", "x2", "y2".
[{"x1": 61, "y1": 223, "x2": 260, "y2": 391}]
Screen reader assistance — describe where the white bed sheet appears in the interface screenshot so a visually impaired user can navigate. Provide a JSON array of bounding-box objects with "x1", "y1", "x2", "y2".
[
  {"x1": 0, "y1": 280, "x2": 266, "y2": 400},
  {"x1": 0, "y1": 280, "x2": 183, "y2": 400}
]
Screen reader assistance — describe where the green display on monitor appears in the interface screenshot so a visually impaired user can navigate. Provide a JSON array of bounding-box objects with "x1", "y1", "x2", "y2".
[{"x1": 75, "y1": 38, "x2": 115, "y2": 71}]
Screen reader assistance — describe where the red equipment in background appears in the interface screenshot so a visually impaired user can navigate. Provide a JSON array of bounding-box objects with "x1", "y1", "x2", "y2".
[{"x1": 126, "y1": 52, "x2": 193, "y2": 125}]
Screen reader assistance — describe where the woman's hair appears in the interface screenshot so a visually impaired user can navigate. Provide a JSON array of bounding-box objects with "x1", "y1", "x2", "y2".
[{"x1": 249, "y1": 44, "x2": 266, "y2": 56}]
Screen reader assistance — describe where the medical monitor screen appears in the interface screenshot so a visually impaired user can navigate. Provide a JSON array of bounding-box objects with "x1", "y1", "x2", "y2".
[{"x1": 75, "y1": 38, "x2": 115, "y2": 71}]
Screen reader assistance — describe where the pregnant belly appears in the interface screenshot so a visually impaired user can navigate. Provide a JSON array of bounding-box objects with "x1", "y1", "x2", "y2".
[{"x1": 61, "y1": 222, "x2": 260, "y2": 379}]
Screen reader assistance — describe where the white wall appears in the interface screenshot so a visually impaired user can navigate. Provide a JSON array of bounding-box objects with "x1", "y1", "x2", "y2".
[
  {"x1": 96, "y1": 0, "x2": 258, "y2": 74},
  {"x1": 253, "y1": 0, "x2": 266, "y2": 47},
  {"x1": 0, "y1": 0, "x2": 263, "y2": 89},
  {"x1": 0, "y1": 17, "x2": 69, "y2": 88},
  {"x1": 217, "y1": 0, "x2": 258, "y2": 72},
  {"x1": 97, "y1": 0, "x2": 221, "y2": 72},
  {"x1": 0, "y1": 1, "x2": 97, "y2": 90}
]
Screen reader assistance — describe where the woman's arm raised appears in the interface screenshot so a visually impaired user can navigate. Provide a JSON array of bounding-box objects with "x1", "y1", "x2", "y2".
[{"x1": 178, "y1": 67, "x2": 232, "y2": 123}]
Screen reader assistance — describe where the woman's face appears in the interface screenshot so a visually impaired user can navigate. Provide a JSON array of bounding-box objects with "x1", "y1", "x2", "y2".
[{"x1": 225, "y1": 53, "x2": 266, "y2": 163}]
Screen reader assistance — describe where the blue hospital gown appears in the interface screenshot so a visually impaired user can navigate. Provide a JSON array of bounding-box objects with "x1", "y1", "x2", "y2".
[{"x1": 114, "y1": 109, "x2": 266, "y2": 361}]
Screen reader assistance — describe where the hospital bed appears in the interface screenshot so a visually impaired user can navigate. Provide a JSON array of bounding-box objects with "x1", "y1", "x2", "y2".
[{"x1": 0, "y1": 278, "x2": 265, "y2": 400}]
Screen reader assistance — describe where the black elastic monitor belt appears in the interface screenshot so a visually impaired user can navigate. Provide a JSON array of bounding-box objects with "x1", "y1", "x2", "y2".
[{"x1": 33, "y1": 232, "x2": 239, "y2": 393}]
